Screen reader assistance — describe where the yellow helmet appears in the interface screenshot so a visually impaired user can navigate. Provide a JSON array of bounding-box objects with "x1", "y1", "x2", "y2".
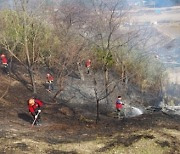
[{"x1": 29, "y1": 98, "x2": 35, "y2": 106}]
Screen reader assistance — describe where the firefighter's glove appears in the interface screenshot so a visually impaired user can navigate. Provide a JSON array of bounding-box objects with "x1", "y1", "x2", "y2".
[{"x1": 38, "y1": 110, "x2": 41, "y2": 113}]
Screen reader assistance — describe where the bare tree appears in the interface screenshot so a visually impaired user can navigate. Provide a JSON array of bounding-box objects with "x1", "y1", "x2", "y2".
[
  {"x1": 0, "y1": 0, "x2": 51, "y2": 93},
  {"x1": 44, "y1": 1, "x2": 89, "y2": 100},
  {"x1": 92, "y1": 72, "x2": 118, "y2": 123},
  {"x1": 78, "y1": 0, "x2": 132, "y2": 104}
]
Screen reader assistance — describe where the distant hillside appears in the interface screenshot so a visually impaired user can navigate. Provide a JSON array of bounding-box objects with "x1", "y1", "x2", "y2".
[{"x1": 145, "y1": 0, "x2": 180, "y2": 7}]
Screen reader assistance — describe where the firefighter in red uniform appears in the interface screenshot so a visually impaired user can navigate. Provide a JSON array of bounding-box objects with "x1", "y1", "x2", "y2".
[
  {"x1": 85, "y1": 59, "x2": 91, "y2": 74},
  {"x1": 28, "y1": 98, "x2": 43, "y2": 126},
  {"x1": 116, "y1": 96, "x2": 124, "y2": 118},
  {"x1": 0, "y1": 54, "x2": 9, "y2": 74},
  {"x1": 46, "y1": 73, "x2": 54, "y2": 92}
]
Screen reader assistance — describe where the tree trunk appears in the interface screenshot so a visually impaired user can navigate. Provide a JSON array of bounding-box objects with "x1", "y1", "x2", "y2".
[
  {"x1": 53, "y1": 89, "x2": 63, "y2": 101},
  {"x1": 104, "y1": 65, "x2": 109, "y2": 104},
  {"x1": 53, "y1": 76, "x2": 64, "y2": 100},
  {"x1": 28, "y1": 67, "x2": 37, "y2": 94},
  {"x1": 77, "y1": 62, "x2": 84, "y2": 81},
  {"x1": 121, "y1": 63, "x2": 124, "y2": 82},
  {"x1": 93, "y1": 78, "x2": 100, "y2": 123},
  {"x1": 96, "y1": 98, "x2": 100, "y2": 124},
  {"x1": 23, "y1": 0, "x2": 37, "y2": 94}
]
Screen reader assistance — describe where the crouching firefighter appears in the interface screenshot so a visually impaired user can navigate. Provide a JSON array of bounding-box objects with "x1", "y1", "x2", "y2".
[{"x1": 28, "y1": 98, "x2": 43, "y2": 126}]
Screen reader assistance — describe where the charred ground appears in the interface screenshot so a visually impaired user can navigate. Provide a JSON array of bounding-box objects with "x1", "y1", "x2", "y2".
[{"x1": 0, "y1": 68, "x2": 180, "y2": 154}]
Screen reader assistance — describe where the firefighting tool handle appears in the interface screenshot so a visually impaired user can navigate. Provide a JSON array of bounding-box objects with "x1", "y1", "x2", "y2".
[{"x1": 32, "y1": 111, "x2": 40, "y2": 127}]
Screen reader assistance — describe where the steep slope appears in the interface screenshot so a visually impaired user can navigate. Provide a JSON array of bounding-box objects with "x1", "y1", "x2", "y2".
[{"x1": 0, "y1": 70, "x2": 180, "y2": 154}]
